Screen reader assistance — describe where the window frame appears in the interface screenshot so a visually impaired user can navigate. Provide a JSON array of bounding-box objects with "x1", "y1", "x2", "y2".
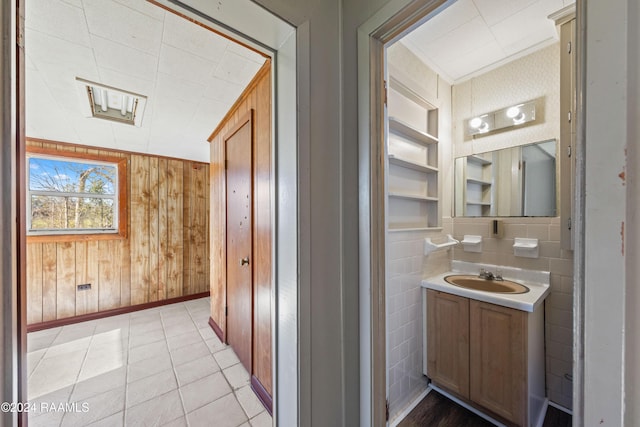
[{"x1": 26, "y1": 145, "x2": 128, "y2": 242}]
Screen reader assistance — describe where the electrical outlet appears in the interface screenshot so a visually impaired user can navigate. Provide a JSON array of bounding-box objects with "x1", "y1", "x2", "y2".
[{"x1": 77, "y1": 283, "x2": 91, "y2": 291}]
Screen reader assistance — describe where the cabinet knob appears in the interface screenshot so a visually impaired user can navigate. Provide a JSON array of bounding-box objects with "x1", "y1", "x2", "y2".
[{"x1": 240, "y1": 257, "x2": 250, "y2": 266}]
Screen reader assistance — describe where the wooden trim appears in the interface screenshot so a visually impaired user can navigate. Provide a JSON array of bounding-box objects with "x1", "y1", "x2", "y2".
[
  {"x1": 146, "y1": 0, "x2": 270, "y2": 60},
  {"x1": 251, "y1": 375, "x2": 273, "y2": 415},
  {"x1": 209, "y1": 61, "x2": 271, "y2": 140},
  {"x1": 27, "y1": 144, "x2": 127, "y2": 164},
  {"x1": 25, "y1": 144, "x2": 130, "y2": 243},
  {"x1": 208, "y1": 316, "x2": 224, "y2": 342},
  {"x1": 26, "y1": 137, "x2": 210, "y2": 165},
  {"x1": 26, "y1": 291, "x2": 210, "y2": 332},
  {"x1": 225, "y1": 110, "x2": 254, "y2": 141}
]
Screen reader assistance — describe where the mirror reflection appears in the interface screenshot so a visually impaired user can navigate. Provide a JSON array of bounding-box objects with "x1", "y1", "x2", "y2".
[{"x1": 454, "y1": 139, "x2": 557, "y2": 217}]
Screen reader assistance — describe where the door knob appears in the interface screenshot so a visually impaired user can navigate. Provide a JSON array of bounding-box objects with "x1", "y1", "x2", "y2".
[{"x1": 240, "y1": 257, "x2": 250, "y2": 266}]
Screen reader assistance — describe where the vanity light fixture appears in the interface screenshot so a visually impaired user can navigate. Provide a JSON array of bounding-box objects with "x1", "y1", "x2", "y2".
[
  {"x1": 75, "y1": 77, "x2": 147, "y2": 127},
  {"x1": 465, "y1": 99, "x2": 537, "y2": 137}
]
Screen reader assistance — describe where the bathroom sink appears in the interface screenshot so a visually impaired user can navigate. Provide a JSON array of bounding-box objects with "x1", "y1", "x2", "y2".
[{"x1": 444, "y1": 275, "x2": 529, "y2": 294}]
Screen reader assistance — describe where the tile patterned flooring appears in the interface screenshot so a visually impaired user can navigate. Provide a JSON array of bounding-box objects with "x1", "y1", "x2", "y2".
[{"x1": 27, "y1": 297, "x2": 272, "y2": 427}]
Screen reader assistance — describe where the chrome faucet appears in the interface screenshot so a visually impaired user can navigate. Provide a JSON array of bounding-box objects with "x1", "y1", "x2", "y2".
[{"x1": 479, "y1": 268, "x2": 503, "y2": 281}]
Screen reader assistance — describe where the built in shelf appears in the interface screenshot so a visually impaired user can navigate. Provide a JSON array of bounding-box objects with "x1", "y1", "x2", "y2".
[
  {"x1": 467, "y1": 155, "x2": 492, "y2": 165},
  {"x1": 466, "y1": 177, "x2": 492, "y2": 185},
  {"x1": 389, "y1": 192, "x2": 438, "y2": 202},
  {"x1": 389, "y1": 155, "x2": 438, "y2": 173},
  {"x1": 389, "y1": 117, "x2": 439, "y2": 145}
]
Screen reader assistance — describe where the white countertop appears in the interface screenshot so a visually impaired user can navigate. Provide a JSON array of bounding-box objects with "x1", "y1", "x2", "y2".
[{"x1": 421, "y1": 262, "x2": 551, "y2": 312}]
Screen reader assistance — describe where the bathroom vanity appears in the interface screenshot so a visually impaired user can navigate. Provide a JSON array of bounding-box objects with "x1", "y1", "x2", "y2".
[{"x1": 422, "y1": 261, "x2": 550, "y2": 427}]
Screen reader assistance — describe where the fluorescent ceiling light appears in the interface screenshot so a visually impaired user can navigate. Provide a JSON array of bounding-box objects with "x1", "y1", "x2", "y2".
[{"x1": 76, "y1": 77, "x2": 147, "y2": 127}]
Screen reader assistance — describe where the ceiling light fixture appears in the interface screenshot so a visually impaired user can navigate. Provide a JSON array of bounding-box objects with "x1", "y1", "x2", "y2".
[{"x1": 75, "y1": 77, "x2": 147, "y2": 127}]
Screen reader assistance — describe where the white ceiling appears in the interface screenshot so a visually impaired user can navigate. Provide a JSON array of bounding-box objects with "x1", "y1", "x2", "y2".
[
  {"x1": 400, "y1": 0, "x2": 575, "y2": 84},
  {"x1": 26, "y1": 0, "x2": 267, "y2": 162}
]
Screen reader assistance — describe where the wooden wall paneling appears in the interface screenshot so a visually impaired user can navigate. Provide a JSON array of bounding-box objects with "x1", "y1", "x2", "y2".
[
  {"x1": 98, "y1": 240, "x2": 121, "y2": 311},
  {"x1": 208, "y1": 61, "x2": 273, "y2": 405},
  {"x1": 56, "y1": 242, "x2": 76, "y2": 319},
  {"x1": 167, "y1": 159, "x2": 184, "y2": 298},
  {"x1": 158, "y1": 158, "x2": 168, "y2": 301},
  {"x1": 210, "y1": 136, "x2": 226, "y2": 333},
  {"x1": 130, "y1": 155, "x2": 150, "y2": 305},
  {"x1": 254, "y1": 72, "x2": 273, "y2": 394},
  {"x1": 183, "y1": 162, "x2": 192, "y2": 296},
  {"x1": 26, "y1": 244, "x2": 43, "y2": 324},
  {"x1": 192, "y1": 164, "x2": 207, "y2": 293},
  {"x1": 75, "y1": 241, "x2": 99, "y2": 316},
  {"x1": 41, "y1": 242, "x2": 57, "y2": 321},
  {"x1": 205, "y1": 165, "x2": 211, "y2": 293},
  {"x1": 25, "y1": 141, "x2": 210, "y2": 325},
  {"x1": 120, "y1": 155, "x2": 132, "y2": 307},
  {"x1": 148, "y1": 156, "x2": 160, "y2": 302}
]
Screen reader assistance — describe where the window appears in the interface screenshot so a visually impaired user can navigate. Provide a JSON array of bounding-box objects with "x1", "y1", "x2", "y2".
[{"x1": 26, "y1": 146, "x2": 127, "y2": 241}]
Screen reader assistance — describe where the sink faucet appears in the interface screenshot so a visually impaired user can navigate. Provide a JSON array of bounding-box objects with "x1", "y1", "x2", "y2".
[{"x1": 479, "y1": 268, "x2": 503, "y2": 281}]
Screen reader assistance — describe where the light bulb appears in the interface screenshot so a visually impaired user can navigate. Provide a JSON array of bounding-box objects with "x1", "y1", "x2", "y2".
[
  {"x1": 469, "y1": 117, "x2": 483, "y2": 129},
  {"x1": 506, "y1": 106, "x2": 520, "y2": 118}
]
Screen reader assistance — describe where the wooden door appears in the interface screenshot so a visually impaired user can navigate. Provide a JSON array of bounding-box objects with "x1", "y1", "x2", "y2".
[
  {"x1": 225, "y1": 115, "x2": 253, "y2": 372},
  {"x1": 470, "y1": 300, "x2": 527, "y2": 425},
  {"x1": 427, "y1": 290, "x2": 470, "y2": 399}
]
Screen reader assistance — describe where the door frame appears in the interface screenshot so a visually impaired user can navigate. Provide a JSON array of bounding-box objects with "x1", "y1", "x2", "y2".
[
  {"x1": 357, "y1": 2, "x2": 451, "y2": 424},
  {"x1": 223, "y1": 110, "x2": 255, "y2": 368},
  {"x1": 10, "y1": 1, "x2": 299, "y2": 426},
  {"x1": 357, "y1": 0, "x2": 587, "y2": 425}
]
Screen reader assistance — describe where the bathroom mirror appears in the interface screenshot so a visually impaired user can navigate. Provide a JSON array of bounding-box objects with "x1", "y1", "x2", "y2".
[{"x1": 454, "y1": 139, "x2": 557, "y2": 217}]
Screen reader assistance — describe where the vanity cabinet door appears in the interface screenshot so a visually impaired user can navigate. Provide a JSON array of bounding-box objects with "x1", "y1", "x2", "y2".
[
  {"x1": 427, "y1": 290, "x2": 470, "y2": 399},
  {"x1": 469, "y1": 300, "x2": 527, "y2": 426}
]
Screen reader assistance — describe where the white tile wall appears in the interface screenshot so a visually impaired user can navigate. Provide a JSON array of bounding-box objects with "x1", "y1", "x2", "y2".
[
  {"x1": 386, "y1": 230, "x2": 431, "y2": 420},
  {"x1": 386, "y1": 43, "x2": 455, "y2": 423}
]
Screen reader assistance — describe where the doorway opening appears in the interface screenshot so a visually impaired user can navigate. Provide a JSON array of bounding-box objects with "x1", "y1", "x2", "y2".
[
  {"x1": 15, "y1": 0, "x2": 298, "y2": 425},
  {"x1": 358, "y1": 0, "x2": 582, "y2": 425}
]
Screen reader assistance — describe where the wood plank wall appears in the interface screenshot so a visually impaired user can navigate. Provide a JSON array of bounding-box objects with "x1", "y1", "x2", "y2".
[
  {"x1": 26, "y1": 139, "x2": 210, "y2": 325},
  {"x1": 209, "y1": 60, "x2": 272, "y2": 396}
]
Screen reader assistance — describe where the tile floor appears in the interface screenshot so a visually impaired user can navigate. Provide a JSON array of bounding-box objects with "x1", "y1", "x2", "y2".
[{"x1": 27, "y1": 297, "x2": 272, "y2": 427}]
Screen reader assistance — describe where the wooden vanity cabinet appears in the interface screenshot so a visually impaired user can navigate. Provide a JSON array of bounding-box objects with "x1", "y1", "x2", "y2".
[
  {"x1": 470, "y1": 300, "x2": 527, "y2": 425},
  {"x1": 426, "y1": 290, "x2": 528, "y2": 426},
  {"x1": 426, "y1": 290, "x2": 470, "y2": 398}
]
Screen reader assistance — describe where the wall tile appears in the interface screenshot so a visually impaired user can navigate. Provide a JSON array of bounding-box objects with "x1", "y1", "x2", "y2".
[
  {"x1": 540, "y1": 241, "x2": 561, "y2": 259},
  {"x1": 527, "y1": 224, "x2": 550, "y2": 241}
]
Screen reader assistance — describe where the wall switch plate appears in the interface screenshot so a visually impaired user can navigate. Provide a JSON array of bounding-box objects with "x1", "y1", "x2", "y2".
[{"x1": 77, "y1": 283, "x2": 91, "y2": 291}]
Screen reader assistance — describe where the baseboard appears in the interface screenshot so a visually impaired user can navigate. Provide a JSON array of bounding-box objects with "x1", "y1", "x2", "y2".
[
  {"x1": 251, "y1": 375, "x2": 273, "y2": 415},
  {"x1": 208, "y1": 316, "x2": 224, "y2": 342},
  {"x1": 548, "y1": 400, "x2": 573, "y2": 415},
  {"x1": 27, "y1": 291, "x2": 210, "y2": 332},
  {"x1": 390, "y1": 386, "x2": 431, "y2": 427}
]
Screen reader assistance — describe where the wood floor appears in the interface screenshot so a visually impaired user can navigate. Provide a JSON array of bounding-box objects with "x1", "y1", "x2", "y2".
[{"x1": 397, "y1": 390, "x2": 572, "y2": 427}]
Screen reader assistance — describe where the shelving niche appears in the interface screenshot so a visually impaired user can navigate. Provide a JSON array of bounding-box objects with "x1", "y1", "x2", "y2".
[
  {"x1": 462, "y1": 153, "x2": 494, "y2": 217},
  {"x1": 387, "y1": 77, "x2": 440, "y2": 231}
]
